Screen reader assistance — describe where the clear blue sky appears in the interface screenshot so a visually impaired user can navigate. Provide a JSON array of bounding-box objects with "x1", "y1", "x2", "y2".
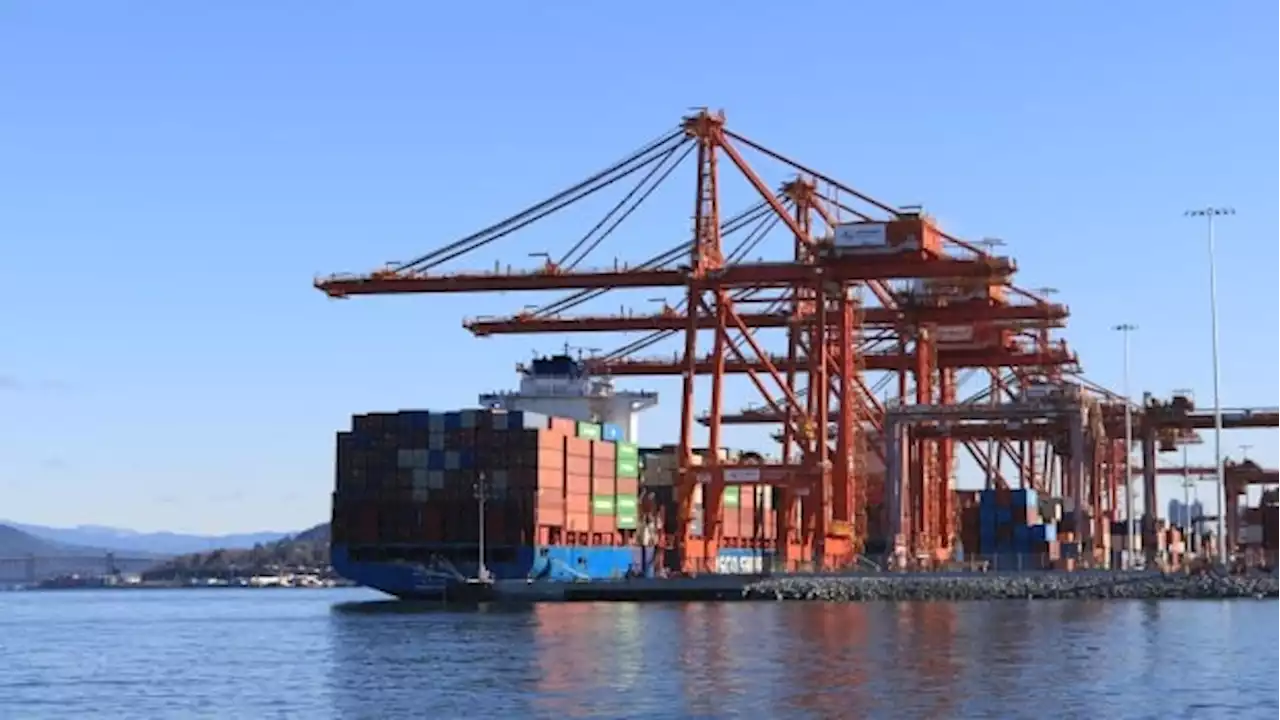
[{"x1": 1, "y1": 1, "x2": 1275, "y2": 534}]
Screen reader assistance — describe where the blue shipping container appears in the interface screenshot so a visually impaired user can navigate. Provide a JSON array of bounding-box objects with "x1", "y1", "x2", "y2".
[
  {"x1": 601, "y1": 423, "x2": 624, "y2": 442},
  {"x1": 427, "y1": 450, "x2": 446, "y2": 470},
  {"x1": 443, "y1": 412, "x2": 463, "y2": 430},
  {"x1": 1012, "y1": 488, "x2": 1039, "y2": 508},
  {"x1": 1033, "y1": 524, "x2": 1058, "y2": 543},
  {"x1": 1012, "y1": 524, "x2": 1031, "y2": 549},
  {"x1": 980, "y1": 504, "x2": 997, "y2": 528}
]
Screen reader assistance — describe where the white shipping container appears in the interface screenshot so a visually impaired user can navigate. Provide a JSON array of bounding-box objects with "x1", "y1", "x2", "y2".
[
  {"x1": 833, "y1": 222, "x2": 888, "y2": 248},
  {"x1": 428, "y1": 415, "x2": 446, "y2": 432},
  {"x1": 411, "y1": 468, "x2": 429, "y2": 489},
  {"x1": 460, "y1": 409, "x2": 480, "y2": 429},
  {"x1": 427, "y1": 470, "x2": 446, "y2": 490},
  {"x1": 428, "y1": 433, "x2": 446, "y2": 450}
]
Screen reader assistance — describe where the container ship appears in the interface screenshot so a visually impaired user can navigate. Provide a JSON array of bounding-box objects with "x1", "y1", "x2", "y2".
[{"x1": 330, "y1": 352, "x2": 688, "y2": 600}]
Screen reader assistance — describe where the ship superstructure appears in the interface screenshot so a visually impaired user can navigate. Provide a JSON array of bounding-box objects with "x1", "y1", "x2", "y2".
[{"x1": 479, "y1": 350, "x2": 658, "y2": 443}]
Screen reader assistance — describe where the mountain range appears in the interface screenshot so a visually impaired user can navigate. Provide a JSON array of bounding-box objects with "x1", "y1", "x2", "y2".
[{"x1": 0, "y1": 521, "x2": 298, "y2": 556}]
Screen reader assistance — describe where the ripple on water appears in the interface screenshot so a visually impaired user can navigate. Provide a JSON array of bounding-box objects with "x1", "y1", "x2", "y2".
[{"x1": 0, "y1": 589, "x2": 1275, "y2": 719}]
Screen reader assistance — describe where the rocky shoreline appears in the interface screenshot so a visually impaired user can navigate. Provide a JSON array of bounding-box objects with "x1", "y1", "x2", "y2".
[{"x1": 741, "y1": 571, "x2": 1279, "y2": 602}]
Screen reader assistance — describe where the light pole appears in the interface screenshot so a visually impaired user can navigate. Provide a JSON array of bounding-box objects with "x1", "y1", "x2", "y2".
[
  {"x1": 474, "y1": 471, "x2": 491, "y2": 582},
  {"x1": 1113, "y1": 323, "x2": 1138, "y2": 567},
  {"x1": 1184, "y1": 206, "x2": 1233, "y2": 564},
  {"x1": 1173, "y1": 388, "x2": 1196, "y2": 534}
]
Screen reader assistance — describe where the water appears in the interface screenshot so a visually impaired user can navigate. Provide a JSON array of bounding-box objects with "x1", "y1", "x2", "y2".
[{"x1": 0, "y1": 589, "x2": 1275, "y2": 719}]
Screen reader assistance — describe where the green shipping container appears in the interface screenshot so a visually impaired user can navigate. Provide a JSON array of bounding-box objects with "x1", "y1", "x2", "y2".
[
  {"x1": 577, "y1": 422, "x2": 602, "y2": 440},
  {"x1": 614, "y1": 441, "x2": 640, "y2": 461},
  {"x1": 723, "y1": 486, "x2": 740, "y2": 508},
  {"x1": 616, "y1": 512, "x2": 638, "y2": 530},
  {"x1": 591, "y1": 495, "x2": 615, "y2": 515},
  {"x1": 615, "y1": 494, "x2": 638, "y2": 513},
  {"x1": 616, "y1": 458, "x2": 640, "y2": 479}
]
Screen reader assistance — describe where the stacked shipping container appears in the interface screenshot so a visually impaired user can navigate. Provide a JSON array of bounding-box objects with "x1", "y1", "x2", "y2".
[
  {"x1": 959, "y1": 489, "x2": 1059, "y2": 570},
  {"x1": 638, "y1": 449, "x2": 780, "y2": 552},
  {"x1": 331, "y1": 410, "x2": 642, "y2": 553}
]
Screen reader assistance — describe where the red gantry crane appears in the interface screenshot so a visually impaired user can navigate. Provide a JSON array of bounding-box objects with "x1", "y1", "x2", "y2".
[{"x1": 316, "y1": 109, "x2": 1084, "y2": 572}]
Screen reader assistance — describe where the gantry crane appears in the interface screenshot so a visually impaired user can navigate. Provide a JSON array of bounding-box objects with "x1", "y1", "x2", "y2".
[{"x1": 316, "y1": 108, "x2": 1083, "y2": 571}]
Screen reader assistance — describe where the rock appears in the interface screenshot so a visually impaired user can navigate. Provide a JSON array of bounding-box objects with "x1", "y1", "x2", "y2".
[{"x1": 741, "y1": 571, "x2": 1280, "y2": 602}]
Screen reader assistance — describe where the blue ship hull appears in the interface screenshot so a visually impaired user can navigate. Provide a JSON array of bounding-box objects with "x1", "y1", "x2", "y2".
[{"x1": 331, "y1": 544, "x2": 651, "y2": 600}]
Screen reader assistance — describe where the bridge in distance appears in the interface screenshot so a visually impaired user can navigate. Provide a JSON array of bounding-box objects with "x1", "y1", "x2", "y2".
[{"x1": 0, "y1": 554, "x2": 162, "y2": 584}]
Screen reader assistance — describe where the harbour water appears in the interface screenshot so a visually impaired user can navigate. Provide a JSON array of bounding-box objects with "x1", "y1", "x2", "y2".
[{"x1": 0, "y1": 589, "x2": 1275, "y2": 719}]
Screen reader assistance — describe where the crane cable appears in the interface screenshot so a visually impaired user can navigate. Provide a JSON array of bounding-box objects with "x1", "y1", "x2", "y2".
[
  {"x1": 394, "y1": 127, "x2": 687, "y2": 273},
  {"x1": 531, "y1": 198, "x2": 777, "y2": 319},
  {"x1": 557, "y1": 139, "x2": 697, "y2": 271}
]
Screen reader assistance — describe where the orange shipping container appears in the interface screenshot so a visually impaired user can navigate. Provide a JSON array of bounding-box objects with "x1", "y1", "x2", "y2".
[
  {"x1": 566, "y1": 471, "x2": 592, "y2": 494},
  {"x1": 548, "y1": 417, "x2": 576, "y2": 434},
  {"x1": 565, "y1": 511, "x2": 592, "y2": 533},
  {"x1": 592, "y1": 475, "x2": 617, "y2": 497},
  {"x1": 565, "y1": 436, "x2": 592, "y2": 458},
  {"x1": 590, "y1": 440, "x2": 616, "y2": 461},
  {"x1": 567, "y1": 492, "x2": 591, "y2": 515},
  {"x1": 536, "y1": 466, "x2": 564, "y2": 490},
  {"x1": 536, "y1": 496, "x2": 566, "y2": 529},
  {"x1": 592, "y1": 513, "x2": 617, "y2": 537},
  {"x1": 566, "y1": 455, "x2": 591, "y2": 477},
  {"x1": 616, "y1": 477, "x2": 640, "y2": 496}
]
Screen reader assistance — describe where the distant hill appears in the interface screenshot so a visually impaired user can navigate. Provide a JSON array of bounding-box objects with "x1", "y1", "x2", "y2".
[
  {"x1": 0, "y1": 524, "x2": 164, "y2": 583},
  {"x1": 141, "y1": 523, "x2": 332, "y2": 581},
  {"x1": 0, "y1": 524, "x2": 86, "y2": 556},
  {"x1": 3, "y1": 521, "x2": 293, "y2": 556}
]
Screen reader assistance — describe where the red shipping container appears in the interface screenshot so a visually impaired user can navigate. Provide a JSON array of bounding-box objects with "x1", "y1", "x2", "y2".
[
  {"x1": 504, "y1": 469, "x2": 539, "y2": 489},
  {"x1": 485, "y1": 510, "x2": 507, "y2": 546},
  {"x1": 616, "y1": 477, "x2": 640, "y2": 496},
  {"x1": 424, "y1": 506, "x2": 444, "y2": 542}
]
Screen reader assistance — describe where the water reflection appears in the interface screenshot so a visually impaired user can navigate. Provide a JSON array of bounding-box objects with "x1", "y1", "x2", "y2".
[{"x1": 322, "y1": 597, "x2": 1278, "y2": 719}]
